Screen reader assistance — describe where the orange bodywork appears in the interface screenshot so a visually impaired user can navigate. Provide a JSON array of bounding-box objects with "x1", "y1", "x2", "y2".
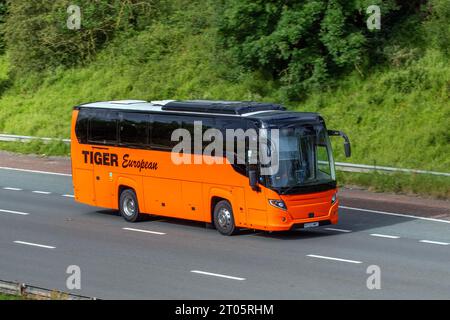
[{"x1": 71, "y1": 110, "x2": 338, "y2": 231}]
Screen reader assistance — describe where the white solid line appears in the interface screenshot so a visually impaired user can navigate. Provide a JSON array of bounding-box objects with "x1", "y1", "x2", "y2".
[
  {"x1": 419, "y1": 240, "x2": 449, "y2": 246},
  {"x1": 14, "y1": 241, "x2": 55, "y2": 249},
  {"x1": 370, "y1": 233, "x2": 400, "y2": 239},
  {"x1": 0, "y1": 166, "x2": 71, "y2": 177},
  {"x1": 122, "y1": 227, "x2": 166, "y2": 235},
  {"x1": 307, "y1": 254, "x2": 363, "y2": 264},
  {"x1": 191, "y1": 270, "x2": 246, "y2": 281},
  {"x1": 3, "y1": 187, "x2": 22, "y2": 191},
  {"x1": 32, "y1": 191, "x2": 52, "y2": 195},
  {"x1": 0, "y1": 209, "x2": 30, "y2": 216},
  {"x1": 62, "y1": 194, "x2": 75, "y2": 198},
  {"x1": 340, "y1": 206, "x2": 450, "y2": 224},
  {"x1": 324, "y1": 228, "x2": 352, "y2": 233}
]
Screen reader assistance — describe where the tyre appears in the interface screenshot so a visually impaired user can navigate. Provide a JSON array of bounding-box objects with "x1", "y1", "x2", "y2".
[
  {"x1": 119, "y1": 189, "x2": 144, "y2": 222},
  {"x1": 213, "y1": 200, "x2": 237, "y2": 236}
]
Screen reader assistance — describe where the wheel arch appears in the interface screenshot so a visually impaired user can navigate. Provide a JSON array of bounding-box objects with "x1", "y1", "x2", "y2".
[
  {"x1": 116, "y1": 177, "x2": 144, "y2": 212},
  {"x1": 207, "y1": 187, "x2": 234, "y2": 224}
]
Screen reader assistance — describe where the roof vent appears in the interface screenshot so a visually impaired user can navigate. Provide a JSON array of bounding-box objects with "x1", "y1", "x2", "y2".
[{"x1": 162, "y1": 100, "x2": 286, "y2": 115}]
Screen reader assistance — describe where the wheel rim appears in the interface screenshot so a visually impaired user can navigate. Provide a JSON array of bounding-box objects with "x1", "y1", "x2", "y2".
[
  {"x1": 217, "y1": 207, "x2": 231, "y2": 230},
  {"x1": 123, "y1": 196, "x2": 136, "y2": 217}
]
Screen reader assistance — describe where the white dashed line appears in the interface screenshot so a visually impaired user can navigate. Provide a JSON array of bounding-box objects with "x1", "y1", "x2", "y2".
[
  {"x1": 62, "y1": 194, "x2": 75, "y2": 198},
  {"x1": 324, "y1": 228, "x2": 352, "y2": 233},
  {"x1": 3, "y1": 187, "x2": 22, "y2": 191},
  {"x1": 32, "y1": 191, "x2": 52, "y2": 195},
  {"x1": 307, "y1": 254, "x2": 363, "y2": 264},
  {"x1": 191, "y1": 270, "x2": 246, "y2": 281},
  {"x1": 122, "y1": 227, "x2": 166, "y2": 235},
  {"x1": 370, "y1": 233, "x2": 400, "y2": 239},
  {"x1": 419, "y1": 240, "x2": 449, "y2": 246},
  {"x1": 14, "y1": 241, "x2": 55, "y2": 249},
  {"x1": 341, "y1": 206, "x2": 450, "y2": 224},
  {"x1": 0, "y1": 209, "x2": 30, "y2": 216}
]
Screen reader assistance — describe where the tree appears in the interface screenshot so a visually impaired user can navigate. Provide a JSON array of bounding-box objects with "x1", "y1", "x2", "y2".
[
  {"x1": 0, "y1": 0, "x2": 6, "y2": 53},
  {"x1": 3, "y1": 0, "x2": 163, "y2": 76},
  {"x1": 424, "y1": 0, "x2": 450, "y2": 55},
  {"x1": 218, "y1": 0, "x2": 406, "y2": 100}
]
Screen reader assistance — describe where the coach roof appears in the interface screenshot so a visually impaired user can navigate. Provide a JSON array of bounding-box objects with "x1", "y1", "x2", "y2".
[
  {"x1": 77, "y1": 100, "x2": 286, "y2": 115},
  {"x1": 76, "y1": 100, "x2": 320, "y2": 122}
]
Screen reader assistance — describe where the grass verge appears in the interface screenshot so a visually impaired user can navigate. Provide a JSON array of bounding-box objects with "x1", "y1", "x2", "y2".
[
  {"x1": 0, "y1": 293, "x2": 22, "y2": 300},
  {"x1": 337, "y1": 171, "x2": 450, "y2": 200},
  {"x1": 0, "y1": 141, "x2": 70, "y2": 156}
]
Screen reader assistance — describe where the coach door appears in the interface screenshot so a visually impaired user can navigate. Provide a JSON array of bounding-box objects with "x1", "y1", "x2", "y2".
[{"x1": 88, "y1": 111, "x2": 119, "y2": 208}]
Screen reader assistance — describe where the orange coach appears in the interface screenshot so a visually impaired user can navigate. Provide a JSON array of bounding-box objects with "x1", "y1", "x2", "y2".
[{"x1": 71, "y1": 100, "x2": 351, "y2": 235}]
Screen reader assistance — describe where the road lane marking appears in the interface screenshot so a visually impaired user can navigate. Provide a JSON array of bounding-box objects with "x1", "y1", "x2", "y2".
[
  {"x1": 307, "y1": 254, "x2": 363, "y2": 264},
  {"x1": 122, "y1": 227, "x2": 166, "y2": 235},
  {"x1": 370, "y1": 233, "x2": 400, "y2": 239},
  {"x1": 191, "y1": 270, "x2": 246, "y2": 281},
  {"x1": 32, "y1": 191, "x2": 52, "y2": 195},
  {"x1": 419, "y1": 240, "x2": 449, "y2": 246},
  {"x1": 0, "y1": 166, "x2": 71, "y2": 177},
  {"x1": 341, "y1": 206, "x2": 450, "y2": 224},
  {"x1": 0, "y1": 209, "x2": 30, "y2": 216},
  {"x1": 3, "y1": 187, "x2": 22, "y2": 191},
  {"x1": 62, "y1": 194, "x2": 75, "y2": 198},
  {"x1": 324, "y1": 228, "x2": 352, "y2": 233},
  {"x1": 14, "y1": 241, "x2": 55, "y2": 249}
]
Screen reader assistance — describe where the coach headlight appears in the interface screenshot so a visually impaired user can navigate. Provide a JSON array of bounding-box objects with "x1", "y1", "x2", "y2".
[{"x1": 269, "y1": 199, "x2": 287, "y2": 211}]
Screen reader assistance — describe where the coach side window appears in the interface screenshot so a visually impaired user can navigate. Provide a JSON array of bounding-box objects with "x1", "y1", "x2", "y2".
[
  {"x1": 119, "y1": 112, "x2": 148, "y2": 147},
  {"x1": 88, "y1": 111, "x2": 119, "y2": 145},
  {"x1": 182, "y1": 116, "x2": 214, "y2": 154},
  {"x1": 216, "y1": 118, "x2": 247, "y2": 175},
  {"x1": 75, "y1": 109, "x2": 90, "y2": 144},
  {"x1": 150, "y1": 115, "x2": 182, "y2": 150}
]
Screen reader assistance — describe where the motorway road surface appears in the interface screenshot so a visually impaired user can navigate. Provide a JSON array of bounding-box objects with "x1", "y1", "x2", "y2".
[{"x1": 0, "y1": 167, "x2": 449, "y2": 299}]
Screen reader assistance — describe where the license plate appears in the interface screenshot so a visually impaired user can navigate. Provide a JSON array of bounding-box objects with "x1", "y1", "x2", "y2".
[{"x1": 304, "y1": 222, "x2": 319, "y2": 229}]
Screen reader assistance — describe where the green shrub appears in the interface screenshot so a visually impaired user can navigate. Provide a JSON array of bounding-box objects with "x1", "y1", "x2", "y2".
[
  {"x1": 216, "y1": 0, "x2": 426, "y2": 100},
  {"x1": 3, "y1": 0, "x2": 165, "y2": 77},
  {"x1": 424, "y1": 0, "x2": 450, "y2": 55},
  {"x1": 0, "y1": 0, "x2": 6, "y2": 53}
]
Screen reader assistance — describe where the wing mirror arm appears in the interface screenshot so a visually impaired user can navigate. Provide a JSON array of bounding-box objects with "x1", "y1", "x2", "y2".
[{"x1": 328, "y1": 130, "x2": 351, "y2": 158}]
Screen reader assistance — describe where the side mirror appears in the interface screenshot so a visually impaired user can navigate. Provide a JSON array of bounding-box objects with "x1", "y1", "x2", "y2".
[
  {"x1": 249, "y1": 169, "x2": 259, "y2": 191},
  {"x1": 328, "y1": 130, "x2": 352, "y2": 158},
  {"x1": 344, "y1": 141, "x2": 351, "y2": 158}
]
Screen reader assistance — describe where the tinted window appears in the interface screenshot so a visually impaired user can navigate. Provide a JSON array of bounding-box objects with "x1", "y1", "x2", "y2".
[
  {"x1": 216, "y1": 118, "x2": 248, "y2": 174},
  {"x1": 75, "y1": 109, "x2": 90, "y2": 144},
  {"x1": 89, "y1": 111, "x2": 118, "y2": 144},
  {"x1": 182, "y1": 116, "x2": 215, "y2": 153},
  {"x1": 150, "y1": 115, "x2": 182, "y2": 149},
  {"x1": 119, "y1": 112, "x2": 148, "y2": 146}
]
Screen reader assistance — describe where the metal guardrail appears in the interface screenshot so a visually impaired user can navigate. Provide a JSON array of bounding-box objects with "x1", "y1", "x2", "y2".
[
  {"x1": 333, "y1": 162, "x2": 450, "y2": 177},
  {"x1": 1, "y1": 133, "x2": 449, "y2": 177},
  {"x1": 0, "y1": 279, "x2": 96, "y2": 300},
  {"x1": 0, "y1": 133, "x2": 71, "y2": 144}
]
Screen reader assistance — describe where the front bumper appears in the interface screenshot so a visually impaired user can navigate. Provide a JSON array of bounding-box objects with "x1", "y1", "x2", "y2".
[{"x1": 264, "y1": 201, "x2": 339, "y2": 231}]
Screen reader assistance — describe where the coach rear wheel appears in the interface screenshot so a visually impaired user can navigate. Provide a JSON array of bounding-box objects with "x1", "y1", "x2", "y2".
[
  {"x1": 119, "y1": 189, "x2": 144, "y2": 222},
  {"x1": 213, "y1": 200, "x2": 237, "y2": 236}
]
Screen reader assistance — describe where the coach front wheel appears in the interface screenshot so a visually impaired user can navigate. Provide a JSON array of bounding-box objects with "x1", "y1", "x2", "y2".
[{"x1": 213, "y1": 200, "x2": 238, "y2": 236}]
